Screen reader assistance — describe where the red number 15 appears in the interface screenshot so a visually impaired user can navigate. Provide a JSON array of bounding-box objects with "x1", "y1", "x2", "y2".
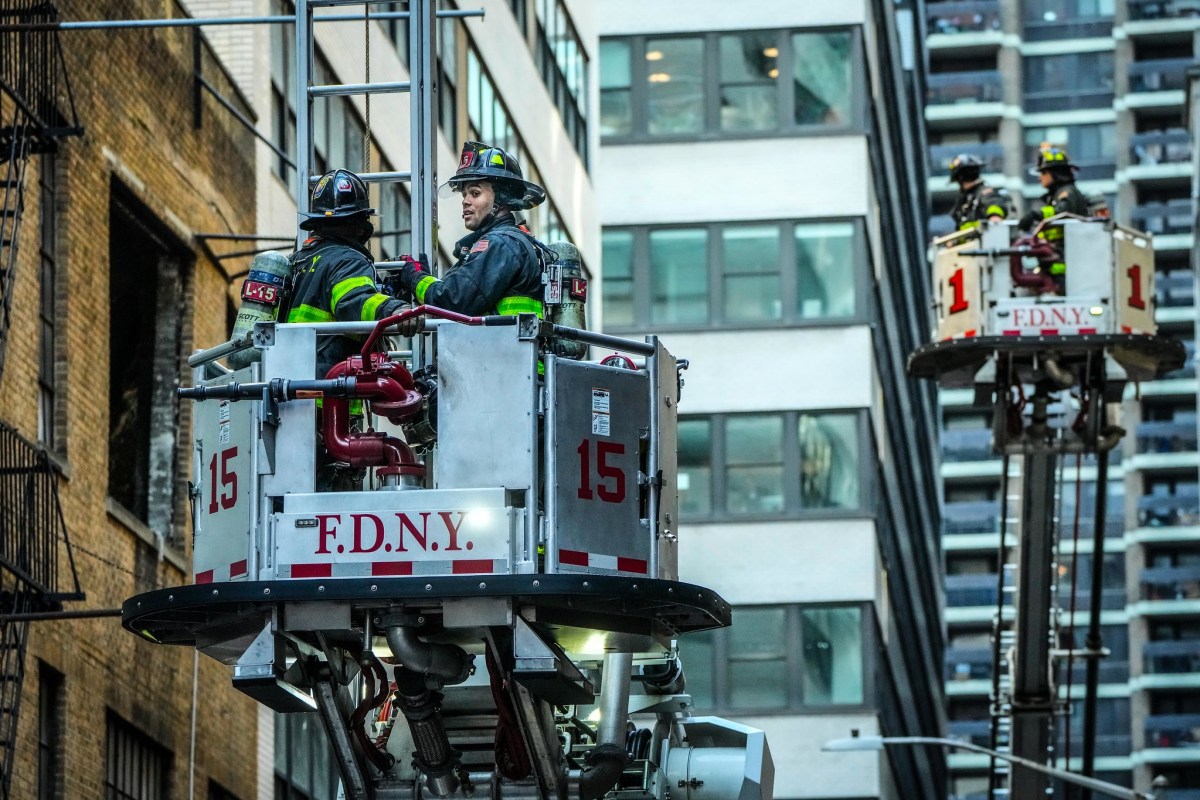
[
  {"x1": 577, "y1": 440, "x2": 626, "y2": 503},
  {"x1": 207, "y1": 447, "x2": 238, "y2": 514}
]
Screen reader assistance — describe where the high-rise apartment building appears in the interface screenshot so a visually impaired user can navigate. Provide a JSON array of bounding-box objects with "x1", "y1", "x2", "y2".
[
  {"x1": 926, "y1": 2, "x2": 1200, "y2": 797},
  {"x1": 596, "y1": 2, "x2": 945, "y2": 798}
]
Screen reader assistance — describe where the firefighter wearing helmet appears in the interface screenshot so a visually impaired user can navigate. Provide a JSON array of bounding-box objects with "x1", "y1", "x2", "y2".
[
  {"x1": 283, "y1": 169, "x2": 418, "y2": 378},
  {"x1": 948, "y1": 153, "x2": 1012, "y2": 231},
  {"x1": 1019, "y1": 145, "x2": 1090, "y2": 284},
  {"x1": 392, "y1": 141, "x2": 552, "y2": 318}
]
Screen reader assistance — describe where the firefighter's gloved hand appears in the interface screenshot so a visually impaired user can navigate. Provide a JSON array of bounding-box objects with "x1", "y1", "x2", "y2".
[
  {"x1": 390, "y1": 254, "x2": 429, "y2": 297},
  {"x1": 395, "y1": 308, "x2": 423, "y2": 337}
]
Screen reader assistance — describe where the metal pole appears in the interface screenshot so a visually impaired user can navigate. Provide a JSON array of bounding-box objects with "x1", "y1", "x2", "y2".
[
  {"x1": 294, "y1": 0, "x2": 314, "y2": 243},
  {"x1": 409, "y1": 0, "x2": 437, "y2": 267},
  {"x1": 1080, "y1": 446, "x2": 1110, "y2": 800},
  {"x1": 0, "y1": 10, "x2": 484, "y2": 33},
  {"x1": 1010, "y1": 447, "x2": 1057, "y2": 800}
]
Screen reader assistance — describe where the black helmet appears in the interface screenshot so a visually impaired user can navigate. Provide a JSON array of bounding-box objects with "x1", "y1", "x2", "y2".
[
  {"x1": 948, "y1": 153, "x2": 983, "y2": 184},
  {"x1": 444, "y1": 141, "x2": 546, "y2": 210},
  {"x1": 300, "y1": 169, "x2": 375, "y2": 230},
  {"x1": 1030, "y1": 145, "x2": 1078, "y2": 177}
]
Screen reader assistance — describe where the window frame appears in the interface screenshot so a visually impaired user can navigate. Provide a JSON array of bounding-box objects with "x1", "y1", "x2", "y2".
[
  {"x1": 600, "y1": 26, "x2": 864, "y2": 144},
  {"x1": 603, "y1": 218, "x2": 869, "y2": 333},
  {"x1": 105, "y1": 710, "x2": 171, "y2": 800},
  {"x1": 678, "y1": 602, "x2": 875, "y2": 716},
  {"x1": 677, "y1": 409, "x2": 871, "y2": 523}
]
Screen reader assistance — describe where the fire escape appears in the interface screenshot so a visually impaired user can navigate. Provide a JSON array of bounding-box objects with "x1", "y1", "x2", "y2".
[{"x1": 0, "y1": 3, "x2": 84, "y2": 798}]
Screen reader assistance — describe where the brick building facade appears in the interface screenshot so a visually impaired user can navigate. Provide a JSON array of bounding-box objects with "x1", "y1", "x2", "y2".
[{"x1": 0, "y1": 2, "x2": 261, "y2": 797}]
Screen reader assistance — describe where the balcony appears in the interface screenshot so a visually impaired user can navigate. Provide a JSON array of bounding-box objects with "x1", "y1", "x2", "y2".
[
  {"x1": 943, "y1": 500, "x2": 1000, "y2": 535},
  {"x1": 1138, "y1": 492, "x2": 1200, "y2": 527},
  {"x1": 1142, "y1": 564, "x2": 1200, "y2": 601},
  {"x1": 1156, "y1": 270, "x2": 1195, "y2": 309},
  {"x1": 1061, "y1": 658, "x2": 1131, "y2": 685},
  {"x1": 1128, "y1": 58, "x2": 1191, "y2": 101},
  {"x1": 1127, "y1": 0, "x2": 1200, "y2": 22},
  {"x1": 942, "y1": 429, "x2": 995, "y2": 463},
  {"x1": 1131, "y1": 130, "x2": 1191, "y2": 166},
  {"x1": 1145, "y1": 714, "x2": 1200, "y2": 748},
  {"x1": 1136, "y1": 420, "x2": 1198, "y2": 454},
  {"x1": 1144, "y1": 639, "x2": 1200, "y2": 674},
  {"x1": 948, "y1": 719, "x2": 992, "y2": 748},
  {"x1": 1057, "y1": 583, "x2": 1128, "y2": 611},
  {"x1": 945, "y1": 646, "x2": 993, "y2": 682},
  {"x1": 946, "y1": 572, "x2": 1002, "y2": 608},
  {"x1": 1131, "y1": 199, "x2": 1193, "y2": 236},
  {"x1": 1025, "y1": 88, "x2": 1114, "y2": 114},
  {"x1": 926, "y1": 71, "x2": 1005, "y2": 125},
  {"x1": 1023, "y1": 17, "x2": 1114, "y2": 42},
  {"x1": 929, "y1": 141, "x2": 1005, "y2": 180},
  {"x1": 927, "y1": 0, "x2": 1002, "y2": 35},
  {"x1": 1058, "y1": 735, "x2": 1134, "y2": 759}
]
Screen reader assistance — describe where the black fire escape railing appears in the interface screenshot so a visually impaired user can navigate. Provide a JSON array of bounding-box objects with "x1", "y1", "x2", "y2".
[
  {"x1": 0, "y1": 419, "x2": 82, "y2": 606},
  {"x1": 0, "y1": 0, "x2": 83, "y2": 152}
]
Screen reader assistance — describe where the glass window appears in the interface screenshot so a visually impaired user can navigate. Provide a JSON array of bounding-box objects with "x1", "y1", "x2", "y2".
[
  {"x1": 729, "y1": 607, "x2": 788, "y2": 709},
  {"x1": 646, "y1": 37, "x2": 704, "y2": 135},
  {"x1": 719, "y1": 32, "x2": 779, "y2": 132},
  {"x1": 722, "y1": 224, "x2": 781, "y2": 322},
  {"x1": 677, "y1": 630, "x2": 714, "y2": 709},
  {"x1": 678, "y1": 418, "x2": 713, "y2": 516},
  {"x1": 106, "y1": 712, "x2": 170, "y2": 800},
  {"x1": 795, "y1": 222, "x2": 856, "y2": 318},
  {"x1": 601, "y1": 230, "x2": 634, "y2": 327},
  {"x1": 801, "y1": 606, "x2": 863, "y2": 704},
  {"x1": 726, "y1": 415, "x2": 785, "y2": 515},
  {"x1": 798, "y1": 412, "x2": 859, "y2": 509},
  {"x1": 792, "y1": 31, "x2": 853, "y2": 125},
  {"x1": 600, "y1": 40, "x2": 633, "y2": 137},
  {"x1": 1024, "y1": 51, "x2": 1114, "y2": 96},
  {"x1": 649, "y1": 228, "x2": 708, "y2": 325}
]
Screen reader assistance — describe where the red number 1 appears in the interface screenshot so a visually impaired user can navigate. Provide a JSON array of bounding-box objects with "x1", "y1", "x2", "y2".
[
  {"x1": 207, "y1": 447, "x2": 239, "y2": 514},
  {"x1": 1127, "y1": 263, "x2": 1146, "y2": 310},
  {"x1": 948, "y1": 267, "x2": 969, "y2": 314}
]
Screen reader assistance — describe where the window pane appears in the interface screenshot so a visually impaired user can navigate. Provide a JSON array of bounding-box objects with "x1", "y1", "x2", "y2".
[
  {"x1": 795, "y1": 222, "x2": 856, "y2": 318},
  {"x1": 678, "y1": 418, "x2": 712, "y2": 516},
  {"x1": 792, "y1": 31, "x2": 852, "y2": 126},
  {"x1": 600, "y1": 41, "x2": 633, "y2": 136},
  {"x1": 726, "y1": 415, "x2": 784, "y2": 514},
  {"x1": 646, "y1": 37, "x2": 704, "y2": 135},
  {"x1": 602, "y1": 230, "x2": 635, "y2": 327},
  {"x1": 720, "y1": 33, "x2": 778, "y2": 131},
  {"x1": 722, "y1": 225, "x2": 781, "y2": 321},
  {"x1": 729, "y1": 607, "x2": 787, "y2": 709},
  {"x1": 677, "y1": 631, "x2": 714, "y2": 710},
  {"x1": 801, "y1": 606, "x2": 863, "y2": 704},
  {"x1": 798, "y1": 413, "x2": 859, "y2": 509},
  {"x1": 649, "y1": 228, "x2": 707, "y2": 325}
]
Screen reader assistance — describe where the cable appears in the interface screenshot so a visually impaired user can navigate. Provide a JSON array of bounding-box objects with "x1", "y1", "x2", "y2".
[{"x1": 1061, "y1": 452, "x2": 1084, "y2": 774}]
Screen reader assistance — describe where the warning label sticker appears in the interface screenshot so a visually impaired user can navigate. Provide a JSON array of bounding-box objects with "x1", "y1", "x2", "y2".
[
  {"x1": 592, "y1": 413, "x2": 611, "y2": 437},
  {"x1": 591, "y1": 389, "x2": 610, "y2": 413}
]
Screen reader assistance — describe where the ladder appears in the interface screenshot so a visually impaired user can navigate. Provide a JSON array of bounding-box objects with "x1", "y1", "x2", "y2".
[
  {"x1": 0, "y1": 112, "x2": 31, "y2": 384},
  {"x1": 292, "y1": 0, "x2": 444, "y2": 266}
]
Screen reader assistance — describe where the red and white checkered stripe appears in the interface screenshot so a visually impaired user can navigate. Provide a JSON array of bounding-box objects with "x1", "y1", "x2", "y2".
[
  {"x1": 941, "y1": 329, "x2": 978, "y2": 342},
  {"x1": 1001, "y1": 327, "x2": 1097, "y2": 337},
  {"x1": 195, "y1": 559, "x2": 248, "y2": 585},
  {"x1": 281, "y1": 558, "x2": 506, "y2": 579},
  {"x1": 558, "y1": 548, "x2": 648, "y2": 575}
]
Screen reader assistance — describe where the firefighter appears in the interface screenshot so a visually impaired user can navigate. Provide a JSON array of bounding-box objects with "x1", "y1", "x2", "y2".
[
  {"x1": 391, "y1": 141, "x2": 550, "y2": 318},
  {"x1": 1020, "y1": 146, "x2": 1090, "y2": 286},
  {"x1": 948, "y1": 153, "x2": 1012, "y2": 231},
  {"x1": 284, "y1": 168, "x2": 419, "y2": 377}
]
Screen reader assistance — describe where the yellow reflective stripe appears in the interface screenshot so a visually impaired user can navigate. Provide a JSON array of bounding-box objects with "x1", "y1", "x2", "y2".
[
  {"x1": 1041, "y1": 228, "x2": 1064, "y2": 241},
  {"x1": 958, "y1": 220, "x2": 981, "y2": 231},
  {"x1": 496, "y1": 296, "x2": 544, "y2": 317},
  {"x1": 287, "y1": 304, "x2": 335, "y2": 323},
  {"x1": 361, "y1": 293, "x2": 388, "y2": 321},
  {"x1": 985, "y1": 205, "x2": 1006, "y2": 217},
  {"x1": 414, "y1": 275, "x2": 437, "y2": 304},
  {"x1": 1041, "y1": 205, "x2": 1055, "y2": 219},
  {"x1": 1050, "y1": 262, "x2": 1066, "y2": 275},
  {"x1": 330, "y1": 276, "x2": 375, "y2": 314}
]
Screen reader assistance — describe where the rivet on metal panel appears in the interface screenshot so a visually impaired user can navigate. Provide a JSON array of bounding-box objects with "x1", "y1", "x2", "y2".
[
  {"x1": 583, "y1": 581, "x2": 590, "y2": 588},
  {"x1": 632, "y1": 585, "x2": 638, "y2": 590},
  {"x1": 478, "y1": 583, "x2": 487, "y2": 589},
  {"x1": 533, "y1": 580, "x2": 540, "y2": 587},
  {"x1": 370, "y1": 585, "x2": 378, "y2": 592},
  {"x1": 417, "y1": 616, "x2": 425, "y2": 624},
  {"x1": 425, "y1": 584, "x2": 433, "y2": 591},
  {"x1": 212, "y1": 589, "x2": 219, "y2": 596},
  {"x1": 168, "y1": 595, "x2": 175, "y2": 602},
  {"x1": 264, "y1": 588, "x2": 271, "y2": 595},
  {"x1": 318, "y1": 585, "x2": 325, "y2": 592}
]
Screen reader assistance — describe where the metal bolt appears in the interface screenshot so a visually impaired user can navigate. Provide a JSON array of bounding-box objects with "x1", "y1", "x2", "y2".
[
  {"x1": 212, "y1": 589, "x2": 219, "y2": 596},
  {"x1": 583, "y1": 581, "x2": 590, "y2": 588},
  {"x1": 168, "y1": 595, "x2": 174, "y2": 602},
  {"x1": 417, "y1": 616, "x2": 425, "y2": 624},
  {"x1": 425, "y1": 584, "x2": 433, "y2": 591},
  {"x1": 373, "y1": 617, "x2": 381, "y2": 625},
  {"x1": 263, "y1": 588, "x2": 271, "y2": 595},
  {"x1": 533, "y1": 580, "x2": 540, "y2": 587},
  {"x1": 318, "y1": 585, "x2": 325, "y2": 592},
  {"x1": 370, "y1": 585, "x2": 378, "y2": 592},
  {"x1": 479, "y1": 582, "x2": 487, "y2": 589}
]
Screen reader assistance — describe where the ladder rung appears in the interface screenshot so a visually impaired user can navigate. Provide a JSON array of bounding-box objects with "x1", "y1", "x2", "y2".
[
  {"x1": 309, "y1": 81, "x2": 410, "y2": 97},
  {"x1": 309, "y1": 170, "x2": 411, "y2": 184}
]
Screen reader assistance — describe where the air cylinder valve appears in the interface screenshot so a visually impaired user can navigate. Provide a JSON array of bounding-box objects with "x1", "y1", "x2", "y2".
[{"x1": 228, "y1": 250, "x2": 291, "y2": 369}]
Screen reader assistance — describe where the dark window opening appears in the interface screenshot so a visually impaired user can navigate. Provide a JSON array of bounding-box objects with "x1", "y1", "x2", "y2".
[
  {"x1": 37, "y1": 662, "x2": 63, "y2": 800},
  {"x1": 37, "y1": 152, "x2": 60, "y2": 451},
  {"x1": 105, "y1": 711, "x2": 171, "y2": 800},
  {"x1": 107, "y1": 183, "x2": 190, "y2": 535}
]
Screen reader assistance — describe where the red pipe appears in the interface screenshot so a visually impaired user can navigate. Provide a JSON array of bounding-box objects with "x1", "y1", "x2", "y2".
[
  {"x1": 1008, "y1": 234, "x2": 1060, "y2": 295},
  {"x1": 360, "y1": 305, "x2": 493, "y2": 361},
  {"x1": 321, "y1": 356, "x2": 424, "y2": 476}
]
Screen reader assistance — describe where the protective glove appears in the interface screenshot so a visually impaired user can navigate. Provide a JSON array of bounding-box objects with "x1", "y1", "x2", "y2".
[{"x1": 388, "y1": 254, "x2": 429, "y2": 297}]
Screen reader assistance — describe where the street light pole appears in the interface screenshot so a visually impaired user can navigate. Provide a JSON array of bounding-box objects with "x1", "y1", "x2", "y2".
[{"x1": 822, "y1": 735, "x2": 1162, "y2": 800}]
